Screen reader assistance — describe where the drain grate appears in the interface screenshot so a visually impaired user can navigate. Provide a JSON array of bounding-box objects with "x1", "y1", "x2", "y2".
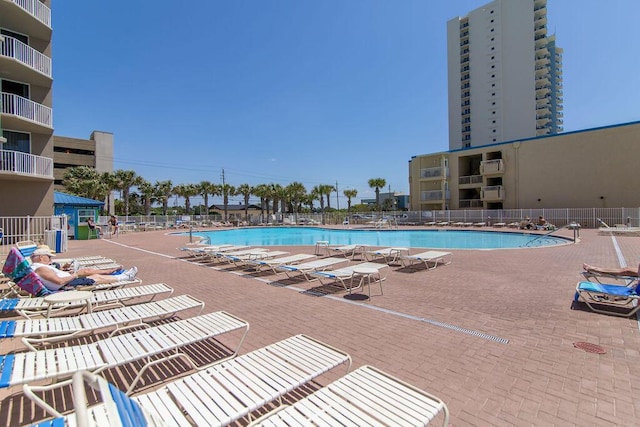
[{"x1": 573, "y1": 342, "x2": 606, "y2": 354}]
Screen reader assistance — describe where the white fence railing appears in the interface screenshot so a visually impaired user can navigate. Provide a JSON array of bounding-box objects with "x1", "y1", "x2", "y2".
[
  {"x1": 0, "y1": 36, "x2": 52, "y2": 77},
  {"x1": 0, "y1": 149, "x2": 54, "y2": 178},
  {"x1": 10, "y1": 0, "x2": 52, "y2": 28},
  {"x1": 91, "y1": 208, "x2": 640, "y2": 229},
  {"x1": 0, "y1": 215, "x2": 67, "y2": 255},
  {"x1": 1, "y1": 92, "x2": 53, "y2": 128}
]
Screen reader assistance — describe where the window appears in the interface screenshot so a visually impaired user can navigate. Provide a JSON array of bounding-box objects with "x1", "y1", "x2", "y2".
[
  {"x1": 491, "y1": 56, "x2": 494, "y2": 60},
  {"x1": 493, "y1": 129, "x2": 496, "y2": 133},
  {"x1": 490, "y1": 29, "x2": 494, "y2": 32},
  {"x1": 492, "y1": 102, "x2": 495, "y2": 105},
  {"x1": 491, "y1": 74, "x2": 495, "y2": 78},
  {"x1": 492, "y1": 120, "x2": 496, "y2": 123},
  {"x1": 491, "y1": 65, "x2": 495, "y2": 69},
  {"x1": 1, "y1": 29, "x2": 28, "y2": 45},
  {"x1": 491, "y1": 47, "x2": 495, "y2": 50},
  {"x1": 492, "y1": 83, "x2": 495, "y2": 87},
  {"x1": 2, "y1": 130, "x2": 30, "y2": 153}
]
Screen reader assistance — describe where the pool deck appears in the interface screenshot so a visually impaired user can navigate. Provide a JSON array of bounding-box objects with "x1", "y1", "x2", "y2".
[{"x1": 3, "y1": 226, "x2": 640, "y2": 425}]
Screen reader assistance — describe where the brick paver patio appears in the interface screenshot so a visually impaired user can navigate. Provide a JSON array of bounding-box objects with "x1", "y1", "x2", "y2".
[{"x1": 2, "y1": 226, "x2": 639, "y2": 426}]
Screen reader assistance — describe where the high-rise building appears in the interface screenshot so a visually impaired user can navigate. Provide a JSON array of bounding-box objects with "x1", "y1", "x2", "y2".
[
  {"x1": 0, "y1": 0, "x2": 54, "y2": 216},
  {"x1": 446, "y1": 0, "x2": 563, "y2": 150}
]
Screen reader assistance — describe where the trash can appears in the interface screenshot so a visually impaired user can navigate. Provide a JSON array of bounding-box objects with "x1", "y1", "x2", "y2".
[{"x1": 45, "y1": 229, "x2": 68, "y2": 253}]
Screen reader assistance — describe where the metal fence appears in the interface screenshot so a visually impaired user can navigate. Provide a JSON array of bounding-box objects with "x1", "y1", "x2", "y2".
[
  {"x1": 99, "y1": 208, "x2": 640, "y2": 229},
  {"x1": 1, "y1": 208, "x2": 638, "y2": 255},
  {"x1": 0, "y1": 215, "x2": 67, "y2": 255}
]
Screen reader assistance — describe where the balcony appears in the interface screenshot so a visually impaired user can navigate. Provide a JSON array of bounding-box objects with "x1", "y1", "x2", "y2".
[
  {"x1": 1, "y1": 92, "x2": 53, "y2": 132},
  {"x1": 0, "y1": 36, "x2": 52, "y2": 86},
  {"x1": 420, "y1": 190, "x2": 450, "y2": 202},
  {"x1": 459, "y1": 199, "x2": 484, "y2": 208},
  {"x1": 481, "y1": 186, "x2": 504, "y2": 201},
  {"x1": 458, "y1": 175, "x2": 483, "y2": 186},
  {"x1": 536, "y1": 117, "x2": 551, "y2": 127},
  {"x1": 480, "y1": 159, "x2": 504, "y2": 175},
  {"x1": 0, "y1": 0, "x2": 52, "y2": 39},
  {"x1": 420, "y1": 166, "x2": 448, "y2": 180},
  {"x1": 0, "y1": 149, "x2": 53, "y2": 180}
]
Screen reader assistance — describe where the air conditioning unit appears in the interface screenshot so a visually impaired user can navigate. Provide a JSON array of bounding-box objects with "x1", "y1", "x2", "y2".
[{"x1": 44, "y1": 229, "x2": 68, "y2": 253}]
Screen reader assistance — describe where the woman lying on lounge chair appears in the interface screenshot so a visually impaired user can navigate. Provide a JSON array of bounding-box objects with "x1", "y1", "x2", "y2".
[{"x1": 583, "y1": 263, "x2": 639, "y2": 278}]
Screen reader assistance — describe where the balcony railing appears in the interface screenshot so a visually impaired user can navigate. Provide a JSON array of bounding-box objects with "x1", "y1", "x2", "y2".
[
  {"x1": 459, "y1": 199, "x2": 484, "y2": 208},
  {"x1": 420, "y1": 166, "x2": 447, "y2": 179},
  {"x1": 1, "y1": 92, "x2": 53, "y2": 128},
  {"x1": 0, "y1": 149, "x2": 53, "y2": 179},
  {"x1": 0, "y1": 36, "x2": 52, "y2": 78},
  {"x1": 9, "y1": 0, "x2": 52, "y2": 28},
  {"x1": 421, "y1": 190, "x2": 450, "y2": 202},
  {"x1": 458, "y1": 175, "x2": 483, "y2": 185},
  {"x1": 480, "y1": 159, "x2": 504, "y2": 175},
  {"x1": 481, "y1": 186, "x2": 504, "y2": 201}
]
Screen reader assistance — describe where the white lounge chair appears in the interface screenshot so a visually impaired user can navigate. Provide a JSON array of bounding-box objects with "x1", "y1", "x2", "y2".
[
  {"x1": 0, "y1": 283, "x2": 173, "y2": 319},
  {"x1": 574, "y1": 280, "x2": 640, "y2": 317},
  {"x1": 311, "y1": 262, "x2": 388, "y2": 292},
  {"x1": 0, "y1": 311, "x2": 249, "y2": 391},
  {"x1": 222, "y1": 250, "x2": 289, "y2": 266},
  {"x1": 328, "y1": 244, "x2": 368, "y2": 259},
  {"x1": 251, "y1": 365, "x2": 450, "y2": 426},
  {"x1": 0, "y1": 294, "x2": 205, "y2": 350},
  {"x1": 277, "y1": 258, "x2": 350, "y2": 281},
  {"x1": 363, "y1": 247, "x2": 409, "y2": 264},
  {"x1": 206, "y1": 247, "x2": 268, "y2": 263},
  {"x1": 401, "y1": 251, "x2": 452, "y2": 270},
  {"x1": 246, "y1": 253, "x2": 316, "y2": 273},
  {"x1": 26, "y1": 334, "x2": 351, "y2": 426}
]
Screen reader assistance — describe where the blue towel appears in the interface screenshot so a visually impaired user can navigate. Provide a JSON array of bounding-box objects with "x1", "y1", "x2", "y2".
[{"x1": 577, "y1": 281, "x2": 638, "y2": 297}]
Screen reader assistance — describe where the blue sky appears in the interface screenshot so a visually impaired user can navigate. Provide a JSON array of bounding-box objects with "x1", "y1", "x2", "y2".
[{"x1": 51, "y1": 1, "x2": 640, "y2": 207}]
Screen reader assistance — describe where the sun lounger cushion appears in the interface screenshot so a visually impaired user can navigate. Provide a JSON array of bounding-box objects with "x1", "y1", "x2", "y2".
[
  {"x1": 15, "y1": 271, "x2": 52, "y2": 297},
  {"x1": 2, "y1": 247, "x2": 32, "y2": 281}
]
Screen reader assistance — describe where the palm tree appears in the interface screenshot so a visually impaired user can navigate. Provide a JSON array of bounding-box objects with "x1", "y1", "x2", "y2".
[
  {"x1": 137, "y1": 179, "x2": 155, "y2": 216},
  {"x1": 63, "y1": 166, "x2": 110, "y2": 207},
  {"x1": 270, "y1": 183, "x2": 284, "y2": 216},
  {"x1": 101, "y1": 171, "x2": 118, "y2": 214},
  {"x1": 113, "y1": 170, "x2": 142, "y2": 217},
  {"x1": 220, "y1": 183, "x2": 236, "y2": 221},
  {"x1": 236, "y1": 183, "x2": 253, "y2": 221},
  {"x1": 343, "y1": 189, "x2": 358, "y2": 215},
  {"x1": 312, "y1": 185, "x2": 326, "y2": 224},
  {"x1": 286, "y1": 182, "x2": 306, "y2": 223},
  {"x1": 154, "y1": 180, "x2": 173, "y2": 215},
  {"x1": 368, "y1": 178, "x2": 386, "y2": 212},
  {"x1": 323, "y1": 184, "x2": 336, "y2": 210},
  {"x1": 198, "y1": 181, "x2": 218, "y2": 216},
  {"x1": 253, "y1": 184, "x2": 270, "y2": 223},
  {"x1": 174, "y1": 184, "x2": 199, "y2": 215}
]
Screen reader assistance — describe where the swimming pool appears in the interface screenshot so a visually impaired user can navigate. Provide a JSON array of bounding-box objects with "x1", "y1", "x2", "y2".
[{"x1": 188, "y1": 227, "x2": 569, "y2": 249}]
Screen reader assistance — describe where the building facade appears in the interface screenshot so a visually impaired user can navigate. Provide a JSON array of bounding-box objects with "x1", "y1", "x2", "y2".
[
  {"x1": 53, "y1": 131, "x2": 114, "y2": 190},
  {"x1": 0, "y1": 0, "x2": 54, "y2": 216},
  {"x1": 409, "y1": 121, "x2": 640, "y2": 211},
  {"x1": 447, "y1": 0, "x2": 563, "y2": 150}
]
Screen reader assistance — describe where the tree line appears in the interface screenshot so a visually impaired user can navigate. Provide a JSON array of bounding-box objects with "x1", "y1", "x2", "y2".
[{"x1": 63, "y1": 166, "x2": 389, "y2": 220}]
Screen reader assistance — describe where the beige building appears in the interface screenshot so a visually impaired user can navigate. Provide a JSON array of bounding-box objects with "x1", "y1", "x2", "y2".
[
  {"x1": 409, "y1": 121, "x2": 640, "y2": 211},
  {"x1": 53, "y1": 131, "x2": 114, "y2": 190},
  {"x1": 0, "y1": 0, "x2": 54, "y2": 216}
]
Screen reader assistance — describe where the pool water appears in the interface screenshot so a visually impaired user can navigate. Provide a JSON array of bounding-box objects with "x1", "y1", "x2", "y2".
[{"x1": 188, "y1": 227, "x2": 568, "y2": 249}]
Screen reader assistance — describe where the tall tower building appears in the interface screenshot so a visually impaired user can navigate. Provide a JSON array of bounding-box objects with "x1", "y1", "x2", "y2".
[
  {"x1": 0, "y1": 0, "x2": 55, "y2": 216},
  {"x1": 447, "y1": 0, "x2": 563, "y2": 150}
]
